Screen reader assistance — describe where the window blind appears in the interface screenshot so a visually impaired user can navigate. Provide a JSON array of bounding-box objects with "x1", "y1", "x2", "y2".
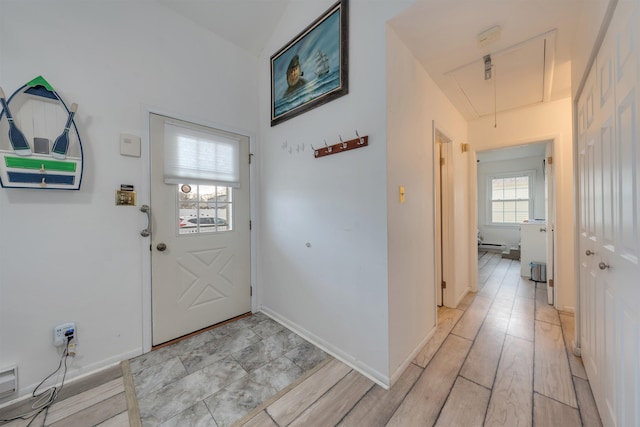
[{"x1": 164, "y1": 122, "x2": 240, "y2": 187}]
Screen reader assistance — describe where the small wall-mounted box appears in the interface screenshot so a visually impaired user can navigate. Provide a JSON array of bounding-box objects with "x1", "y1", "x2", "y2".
[{"x1": 120, "y1": 134, "x2": 141, "y2": 157}]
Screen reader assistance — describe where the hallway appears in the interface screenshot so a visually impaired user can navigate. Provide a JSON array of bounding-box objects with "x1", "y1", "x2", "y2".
[{"x1": 237, "y1": 252, "x2": 601, "y2": 426}]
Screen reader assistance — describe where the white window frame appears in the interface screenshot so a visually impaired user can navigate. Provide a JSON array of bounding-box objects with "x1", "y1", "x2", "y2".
[
  {"x1": 176, "y1": 183, "x2": 233, "y2": 235},
  {"x1": 486, "y1": 171, "x2": 535, "y2": 227}
]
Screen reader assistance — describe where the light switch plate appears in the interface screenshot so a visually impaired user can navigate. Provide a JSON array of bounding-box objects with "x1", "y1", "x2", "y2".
[{"x1": 120, "y1": 134, "x2": 141, "y2": 157}]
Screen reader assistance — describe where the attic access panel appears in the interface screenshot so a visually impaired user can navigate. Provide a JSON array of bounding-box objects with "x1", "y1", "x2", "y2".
[{"x1": 448, "y1": 31, "x2": 555, "y2": 118}]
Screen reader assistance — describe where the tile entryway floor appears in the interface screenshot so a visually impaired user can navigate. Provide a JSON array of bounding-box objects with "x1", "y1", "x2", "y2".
[{"x1": 129, "y1": 313, "x2": 328, "y2": 426}]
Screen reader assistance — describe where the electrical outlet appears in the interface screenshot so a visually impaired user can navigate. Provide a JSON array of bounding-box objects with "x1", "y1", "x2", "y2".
[{"x1": 54, "y1": 322, "x2": 76, "y2": 347}]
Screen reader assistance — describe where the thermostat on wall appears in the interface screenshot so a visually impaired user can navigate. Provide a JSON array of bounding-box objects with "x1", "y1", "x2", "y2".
[{"x1": 120, "y1": 134, "x2": 141, "y2": 157}]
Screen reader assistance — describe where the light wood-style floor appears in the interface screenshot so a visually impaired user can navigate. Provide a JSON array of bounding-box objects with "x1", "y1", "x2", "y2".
[
  {"x1": 236, "y1": 253, "x2": 602, "y2": 427},
  {"x1": 0, "y1": 252, "x2": 601, "y2": 426},
  {"x1": 0, "y1": 363, "x2": 135, "y2": 427}
]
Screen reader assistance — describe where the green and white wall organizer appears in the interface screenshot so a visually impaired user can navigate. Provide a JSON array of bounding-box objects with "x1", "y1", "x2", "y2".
[{"x1": 0, "y1": 76, "x2": 83, "y2": 190}]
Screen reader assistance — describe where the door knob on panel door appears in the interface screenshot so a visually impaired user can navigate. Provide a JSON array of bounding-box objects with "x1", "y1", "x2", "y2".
[
  {"x1": 598, "y1": 261, "x2": 610, "y2": 270},
  {"x1": 157, "y1": 243, "x2": 167, "y2": 252},
  {"x1": 586, "y1": 249, "x2": 595, "y2": 256}
]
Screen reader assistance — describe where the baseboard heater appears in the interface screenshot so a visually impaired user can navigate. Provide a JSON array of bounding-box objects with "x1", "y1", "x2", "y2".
[{"x1": 478, "y1": 243, "x2": 506, "y2": 251}]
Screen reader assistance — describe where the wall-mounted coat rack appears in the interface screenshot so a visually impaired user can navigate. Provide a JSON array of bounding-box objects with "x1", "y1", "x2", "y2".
[{"x1": 312, "y1": 133, "x2": 368, "y2": 159}]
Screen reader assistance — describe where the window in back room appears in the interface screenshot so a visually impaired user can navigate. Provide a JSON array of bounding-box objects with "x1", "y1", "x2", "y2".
[{"x1": 489, "y1": 172, "x2": 533, "y2": 225}]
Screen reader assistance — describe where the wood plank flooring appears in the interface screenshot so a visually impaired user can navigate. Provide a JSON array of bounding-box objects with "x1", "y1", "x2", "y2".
[
  {"x1": 239, "y1": 252, "x2": 601, "y2": 426},
  {"x1": 0, "y1": 252, "x2": 602, "y2": 426},
  {"x1": 0, "y1": 364, "x2": 131, "y2": 427}
]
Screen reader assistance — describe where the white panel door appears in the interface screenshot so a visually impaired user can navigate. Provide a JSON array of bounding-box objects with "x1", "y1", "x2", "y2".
[
  {"x1": 150, "y1": 114, "x2": 251, "y2": 346},
  {"x1": 610, "y1": 2, "x2": 640, "y2": 423},
  {"x1": 578, "y1": 1, "x2": 640, "y2": 425}
]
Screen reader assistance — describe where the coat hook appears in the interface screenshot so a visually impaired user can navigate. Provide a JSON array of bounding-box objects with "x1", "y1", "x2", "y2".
[
  {"x1": 339, "y1": 135, "x2": 347, "y2": 149},
  {"x1": 324, "y1": 140, "x2": 332, "y2": 153},
  {"x1": 356, "y1": 130, "x2": 364, "y2": 145}
]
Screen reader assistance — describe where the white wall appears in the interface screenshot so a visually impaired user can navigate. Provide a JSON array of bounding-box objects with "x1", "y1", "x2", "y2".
[
  {"x1": 0, "y1": 1, "x2": 258, "y2": 402},
  {"x1": 468, "y1": 98, "x2": 575, "y2": 312},
  {"x1": 477, "y1": 155, "x2": 546, "y2": 249},
  {"x1": 386, "y1": 28, "x2": 469, "y2": 380},
  {"x1": 257, "y1": 0, "x2": 412, "y2": 386}
]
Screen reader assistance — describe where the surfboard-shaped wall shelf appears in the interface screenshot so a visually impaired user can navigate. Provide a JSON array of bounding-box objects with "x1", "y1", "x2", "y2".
[{"x1": 0, "y1": 76, "x2": 83, "y2": 190}]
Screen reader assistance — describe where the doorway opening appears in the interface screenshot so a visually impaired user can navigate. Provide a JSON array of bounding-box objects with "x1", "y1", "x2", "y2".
[
  {"x1": 475, "y1": 140, "x2": 555, "y2": 303},
  {"x1": 434, "y1": 128, "x2": 452, "y2": 307}
]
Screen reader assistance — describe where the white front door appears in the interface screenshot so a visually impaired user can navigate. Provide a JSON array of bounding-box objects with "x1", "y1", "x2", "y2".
[
  {"x1": 578, "y1": 1, "x2": 640, "y2": 425},
  {"x1": 149, "y1": 113, "x2": 251, "y2": 346}
]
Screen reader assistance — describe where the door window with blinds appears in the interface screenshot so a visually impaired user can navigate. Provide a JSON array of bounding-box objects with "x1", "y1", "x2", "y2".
[
  {"x1": 489, "y1": 172, "x2": 533, "y2": 225},
  {"x1": 163, "y1": 121, "x2": 240, "y2": 235}
]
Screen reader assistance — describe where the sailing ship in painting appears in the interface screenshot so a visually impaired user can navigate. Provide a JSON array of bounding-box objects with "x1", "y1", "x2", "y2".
[
  {"x1": 0, "y1": 76, "x2": 83, "y2": 190},
  {"x1": 315, "y1": 51, "x2": 330, "y2": 77}
]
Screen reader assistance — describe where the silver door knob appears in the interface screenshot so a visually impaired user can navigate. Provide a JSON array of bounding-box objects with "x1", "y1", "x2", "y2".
[
  {"x1": 539, "y1": 227, "x2": 547, "y2": 232},
  {"x1": 156, "y1": 243, "x2": 167, "y2": 252},
  {"x1": 586, "y1": 249, "x2": 595, "y2": 256},
  {"x1": 599, "y1": 261, "x2": 610, "y2": 270}
]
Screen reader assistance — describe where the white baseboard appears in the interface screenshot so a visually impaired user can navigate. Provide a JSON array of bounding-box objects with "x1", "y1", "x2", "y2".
[
  {"x1": 560, "y1": 306, "x2": 575, "y2": 314},
  {"x1": 453, "y1": 287, "x2": 471, "y2": 308},
  {"x1": 259, "y1": 306, "x2": 390, "y2": 389},
  {"x1": 388, "y1": 324, "x2": 436, "y2": 386}
]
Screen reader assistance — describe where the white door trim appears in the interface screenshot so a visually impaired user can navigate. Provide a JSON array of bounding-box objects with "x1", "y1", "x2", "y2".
[
  {"x1": 470, "y1": 135, "x2": 561, "y2": 308},
  {"x1": 139, "y1": 107, "x2": 257, "y2": 353},
  {"x1": 434, "y1": 127, "x2": 453, "y2": 307}
]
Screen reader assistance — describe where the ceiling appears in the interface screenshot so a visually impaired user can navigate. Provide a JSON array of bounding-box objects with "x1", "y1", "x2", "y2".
[
  {"x1": 388, "y1": 0, "x2": 596, "y2": 120},
  {"x1": 157, "y1": 0, "x2": 289, "y2": 54},
  {"x1": 156, "y1": 0, "x2": 605, "y2": 121}
]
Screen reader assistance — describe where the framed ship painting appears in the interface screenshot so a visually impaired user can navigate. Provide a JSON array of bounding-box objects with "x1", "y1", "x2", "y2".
[{"x1": 270, "y1": 0, "x2": 348, "y2": 126}]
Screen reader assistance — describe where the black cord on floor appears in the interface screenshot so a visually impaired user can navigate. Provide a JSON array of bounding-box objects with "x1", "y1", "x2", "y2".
[{"x1": 0, "y1": 339, "x2": 71, "y2": 426}]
